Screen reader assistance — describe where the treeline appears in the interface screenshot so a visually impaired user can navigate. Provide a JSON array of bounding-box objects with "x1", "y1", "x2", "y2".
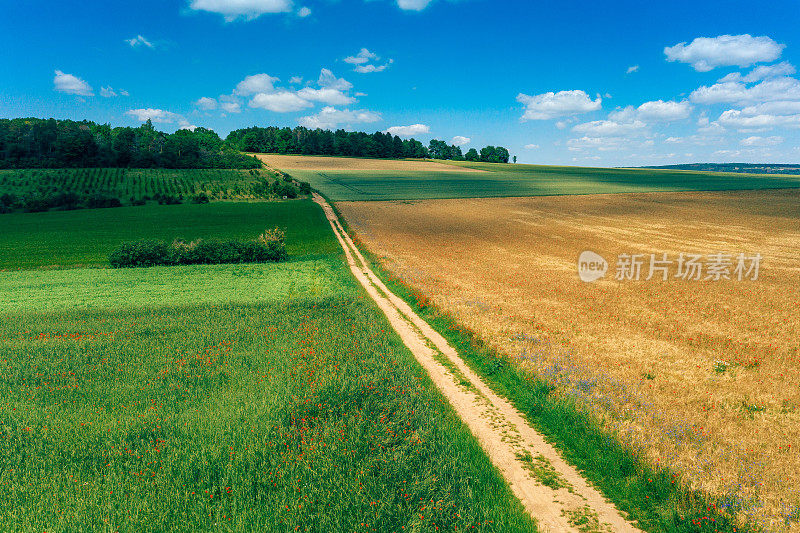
[
  {"x1": 226, "y1": 126, "x2": 511, "y2": 163},
  {"x1": 0, "y1": 118, "x2": 261, "y2": 169}
]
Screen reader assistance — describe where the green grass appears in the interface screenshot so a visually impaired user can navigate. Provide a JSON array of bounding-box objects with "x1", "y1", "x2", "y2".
[
  {"x1": 0, "y1": 168, "x2": 276, "y2": 201},
  {"x1": 0, "y1": 200, "x2": 337, "y2": 270},
  {"x1": 289, "y1": 161, "x2": 800, "y2": 201},
  {"x1": 0, "y1": 200, "x2": 537, "y2": 532}
]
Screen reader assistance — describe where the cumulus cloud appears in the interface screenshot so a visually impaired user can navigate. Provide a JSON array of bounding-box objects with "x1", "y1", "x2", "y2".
[
  {"x1": 219, "y1": 95, "x2": 242, "y2": 113},
  {"x1": 318, "y1": 68, "x2": 352, "y2": 91},
  {"x1": 189, "y1": 0, "x2": 293, "y2": 21},
  {"x1": 567, "y1": 136, "x2": 627, "y2": 152},
  {"x1": 517, "y1": 90, "x2": 602, "y2": 120},
  {"x1": 300, "y1": 107, "x2": 382, "y2": 129},
  {"x1": 524, "y1": 144, "x2": 540, "y2": 149},
  {"x1": 196, "y1": 96, "x2": 218, "y2": 110},
  {"x1": 249, "y1": 91, "x2": 313, "y2": 112},
  {"x1": 345, "y1": 48, "x2": 392, "y2": 74},
  {"x1": 53, "y1": 70, "x2": 93, "y2": 96},
  {"x1": 387, "y1": 124, "x2": 430, "y2": 137},
  {"x1": 717, "y1": 109, "x2": 800, "y2": 130},
  {"x1": 235, "y1": 73, "x2": 280, "y2": 95},
  {"x1": 740, "y1": 135, "x2": 783, "y2": 146},
  {"x1": 572, "y1": 120, "x2": 647, "y2": 136},
  {"x1": 451, "y1": 136, "x2": 471, "y2": 146},
  {"x1": 297, "y1": 6, "x2": 311, "y2": 17},
  {"x1": 397, "y1": 0, "x2": 433, "y2": 11},
  {"x1": 296, "y1": 87, "x2": 357, "y2": 106},
  {"x1": 126, "y1": 108, "x2": 195, "y2": 130},
  {"x1": 100, "y1": 86, "x2": 121, "y2": 98},
  {"x1": 690, "y1": 76, "x2": 800, "y2": 105},
  {"x1": 125, "y1": 35, "x2": 154, "y2": 48},
  {"x1": 609, "y1": 100, "x2": 692, "y2": 122},
  {"x1": 664, "y1": 34, "x2": 784, "y2": 72},
  {"x1": 626, "y1": 65, "x2": 639, "y2": 74}
]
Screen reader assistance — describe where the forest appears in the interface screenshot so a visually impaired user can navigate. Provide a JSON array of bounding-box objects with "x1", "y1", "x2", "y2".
[
  {"x1": 0, "y1": 118, "x2": 261, "y2": 169},
  {"x1": 225, "y1": 126, "x2": 511, "y2": 163}
]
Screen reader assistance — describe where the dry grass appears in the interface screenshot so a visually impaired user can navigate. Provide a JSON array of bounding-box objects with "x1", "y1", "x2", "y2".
[
  {"x1": 339, "y1": 189, "x2": 800, "y2": 531},
  {"x1": 255, "y1": 153, "x2": 485, "y2": 173}
]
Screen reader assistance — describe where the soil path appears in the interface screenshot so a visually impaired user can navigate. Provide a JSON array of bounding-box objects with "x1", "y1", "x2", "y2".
[{"x1": 313, "y1": 193, "x2": 642, "y2": 533}]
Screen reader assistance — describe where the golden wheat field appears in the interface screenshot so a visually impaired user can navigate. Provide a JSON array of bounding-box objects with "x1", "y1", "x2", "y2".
[
  {"x1": 255, "y1": 153, "x2": 485, "y2": 173},
  {"x1": 339, "y1": 189, "x2": 800, "y2": 531}
]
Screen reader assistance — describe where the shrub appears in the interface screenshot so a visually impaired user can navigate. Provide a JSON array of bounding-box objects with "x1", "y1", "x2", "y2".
[
  {"x1": 109, "y1": 240, "x2": 170, "y2": 268},
  {"x1": 109, "y1": 227, "x2": 288, "y2": 268},
  {"x1": 130, "y1": 197, "x2": 147, "y2": 206},
  {"x1": 154, "y1": 193, "x2": 182, "y2": 205},
  {"x1": 23, "y1": 195, "x2": 51, "y2": 213},
  {"x1": 191, "y1": 193, "x2": 210, "y2": 204},
  {"x1": 86, "y1": 194, "x2": 123, "y2": 209},
  {"x1": 272, "y1": 181, "x2": 297, "y2": 199},
  {"x1": 297, "y1": 181, "x2": 312, "y2": 195}
]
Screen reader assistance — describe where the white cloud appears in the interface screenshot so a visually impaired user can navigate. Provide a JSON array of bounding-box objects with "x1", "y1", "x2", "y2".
[
  {"x1": 741, "y1": 101, "x2": 800, "y2": 116},
  {"x1": 517, "y1": 90, "x2": 602, "y2": 120},
  {"x1": 717, "y1": 109, "x2": 800, "y2": 129},
  {"x1": 690, "y1": 76, "x2": 800, "y2": 105},
  {"x1": 53, "y1": 70, "x2": 93, "y2": 96},
  {"x1": 345, "y1": 49, "x2": 392, "y2": 73},
  {"x1": 740, "y1": 135, "x2": 783, "y2": 146},
  {"x1": 296, "y1": 87, "x2": 357, "y2": 105},
  {"x1": 355, "y1": 64, "x2": 389, "y2": 73},
  {"x1": 664, "y1": 34, "x2": 784, "y2": 72},
  {"x1": 742, "y1": 61, "x2": 796, "y2": 83},
  {"x1": 609, "y1": 100, "x2": 692, "y2": 123},
  {"x1": 524, "y1": 144, "x2": 540, "y2": 149},
  {"x1": 100, "y1": 86, "x2": 118, "y2": 98},
  {"x1": 626, "y1": 65, "x2": 639, "y2": 74},
  {"x1": 572, "y1": 120, "x2": 646, "y2": 136},
  {"x1": 451, "y1": 136, "x2": 471, "y2": 146},
  {"x1": 196, "y1": 96, "x2": 218, "y2": 110},
  {"x1": 318, "y1": 68, "x2": 352, "y2": 91},
  {"x1": 387, "y1": 124, "x2": 430, "y2": 137},
  {"x1": 235, "y1": 73, "x2": 280, "y2": 95},
  {"x1": 297, "y1": 6, "x2": 311, "y2": 17},
  {"x1": 249, "y1": 91, "x2": 313, "y2": 112},
  {"x1": 300, "y1": 107, "x2": 382, "y2": 129},
  {"x1": 567, "y1": 136, "x2": 627, "y2": 152},
  {"x1": 125, "y1": 35, "x2": 154, "y2": 48},
  {"x1": 189, "y1": 0, "x2": 293, "y2": 21},
  {"x1": 220, "y1": 100, "x2": 241, "y2": 113},
  {"x1": 126, "y1": 108, "x2": 196, "y2": 130},
  {"x1": 289, "y1": 76, "x2": 303, "y2": 84},
  {"x1": 397, "y1": 0, "x2": 433, "y2": 11},
  {"x1": 345, "y1": 48, "x2": 378, "y2": 65}
]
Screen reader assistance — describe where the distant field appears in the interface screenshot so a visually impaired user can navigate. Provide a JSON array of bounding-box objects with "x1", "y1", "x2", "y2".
[
  {"x1": 0, "y1": 201, "x2": 337, "y2": 270},
  {"x1": 256, "y1": 153, "x2": 483, "y2": 173},
  {"x1": 0, "y1": 168, "x2": 276, "y2": 201},
  {"x1": 0, "y1": 200, "x2": 536, "y2": 531},
  {"x1": 340, "y1": 188, "x2": 800, "y2": 530},
  {"x1": 263, "y1": 155, "x2": 800, "y2": 201}
]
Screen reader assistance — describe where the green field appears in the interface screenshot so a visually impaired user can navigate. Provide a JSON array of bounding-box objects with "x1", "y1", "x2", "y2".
[
  {"x1": 289, "y1": 160, "x2": 800, "y2": 201},
  {"x1": 0, "y1": 199, "x2": 536, "y2": 532},
  {"x1": 0, "y1": 168, "x2": 278, "y2": 201},
  {"x1": 0, "y1": 201, "x2": 337, "y2": 270}
]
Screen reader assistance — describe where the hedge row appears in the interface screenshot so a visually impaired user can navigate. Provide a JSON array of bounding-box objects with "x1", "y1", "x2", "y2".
[{"x1": 109, "y1": 229, "x2": 287, "y2": 268}]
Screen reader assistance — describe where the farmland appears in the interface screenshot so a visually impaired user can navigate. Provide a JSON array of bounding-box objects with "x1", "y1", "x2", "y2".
[
  {"x1": 338, "y1": 187, "x2": 800, "y2": 531},
  {"x1": 0, "y1": 201, "x2": 335, "y2": 270},
  {"x1": 262, "y1": 156, "x2": 800, "y2": 201},
  {"x1": 0, "y1": 167, "x2": 280, "y2": 203},
  {"x1": 0, "y1": 197, "x2": 537, "y2": 531}
]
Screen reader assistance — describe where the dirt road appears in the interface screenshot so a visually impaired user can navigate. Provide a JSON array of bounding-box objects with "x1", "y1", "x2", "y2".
[{"x1": 313, "y1": 193, "x2": 641, "y2": 533}]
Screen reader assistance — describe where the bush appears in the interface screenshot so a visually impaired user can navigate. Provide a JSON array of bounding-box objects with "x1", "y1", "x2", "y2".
[
  {"x1": 23, "y1": 195, "x2": 51, "y2": 213},
  {"x1": 155, "y1": 194, "x2": 182, "y2": 205},
  {"x1": 109, "y1": 240, "x2": 170, "y2": 268},
  {"x1": 86, "y1": 194, "x2": 123, "y2": 209},
  {"x1": 191, "y1": 193, "x2": 210, "y2": 204},
  {"x1": 109, "y1": 227, "x2": 288, "y2": 268},
  {"x1": 272, "y1": 181, "x2": 297, "y2": 199},
  {"x1": 297, "y1": 181, "x2": 312, "y2": 195},
  {"x1": 130, "y1": 197, "x2": 147, "y2": 206}
]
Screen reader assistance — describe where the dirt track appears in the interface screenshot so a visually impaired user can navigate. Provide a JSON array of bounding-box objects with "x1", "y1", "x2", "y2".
[{"x1": 313, "y1": 193, "x2": 641, "y2": 533}]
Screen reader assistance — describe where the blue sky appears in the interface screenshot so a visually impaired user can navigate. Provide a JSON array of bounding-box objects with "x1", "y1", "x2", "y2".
[{"x1": 2, "y1": 0, "x2": 799, "y2": 165}]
